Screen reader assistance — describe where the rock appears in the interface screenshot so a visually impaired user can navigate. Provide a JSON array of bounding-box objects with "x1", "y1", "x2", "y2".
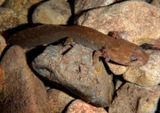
[
  {"x1": 0, "y1": 65, "x2": 4, "y2": 92},
  {"x1": 0, "y1": 7, "x2": 18, "y2": 32},
  {"x1": 0, "y1": 0, "x2": 5, "y2": 5},
  {"x1": 66, "y1": 99, "x2": 108, "y2": 113},
  {"x1": 109, "y1": 83, "x2": 160, "y2": 113},
  {"x1": 4, "y1": 0, "x2": 43, "y2": 24},
  {"x1": 107, "y1": 62, "x2": 128, "y2": 75},
  {"x1": 0, "y1": 46, "x2": 49, "y2": 113},
  {"x1": 0, "y1": 35, "x2": 6, "y2": 56},
  {"x1": 123, "y1": 50, "x2": 160, "y2": 87},
  {"x1": 75, "y1": 0, "x2": 120, "y2": 13},
  {"x1": 151, "y1": 0, "x2": 160, "y2": 8},
  {"x1": 48, "y1": 89, "x2": 74, "y2": 113},
  {"x1": 33, "y1": 44, "x2": 114, "y2": 107},
  {"x1": 77, "y1": 1, "x2": 160, "y2": 45},
  {"x1": 32, "y1": 0, "x2": 71, "y2": 25}
]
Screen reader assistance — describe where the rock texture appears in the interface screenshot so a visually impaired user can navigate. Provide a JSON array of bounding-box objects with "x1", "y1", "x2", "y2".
[
  {"x1": 0, "y1": 35, "x2": 6, "y2": 56},
  {"x1": 124, "y1": 50, "x2": 160, "y2": 87},
  {"x1": 109, "y1": 83, "x2": 160, "y2": 113},
  {"x1": 4, "y1": 0, "x2": 43, "y2": 24},
  {"x1": 77, "y1": 1, "x2": 160, "y2": 45},
  {"x1": 66, "y1": 99, "x2": 108, "y2": 113},
  {"x1": 0, "y1": 46, "x2": 49, "y2": 113},
  {"x1": 33, "y1": 44, "x2": 114, "y2": 107},
  {"x1": 32, "y1": 0, "x2": 71, "y2": 25},
  {"x1": 0, "y1": 7, "x2": 18, "y2": 32},
  {"x1": 48, "y1": 89, "x2": 74, "y2": 113}
]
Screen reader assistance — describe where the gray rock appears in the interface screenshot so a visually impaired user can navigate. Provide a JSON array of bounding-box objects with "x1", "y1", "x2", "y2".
[
  {"x1": 32, "y1": 0, "x2": 71, "y2": 25},
  {"x1": 33, "y1": 44, "x2": 114, "y2": 107},
  {"x1": 0, "y1": 46, "x2": 49, "y2": 113},
  {"x1": 109, "y1": 83, "x2": 160, "y2": 113}
]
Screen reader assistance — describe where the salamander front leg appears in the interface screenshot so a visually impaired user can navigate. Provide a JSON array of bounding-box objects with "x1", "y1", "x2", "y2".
[
  {"x1": 61, "y1": 37, "x2": 74, "y2": 54},
  {"x1": 92, "y1": 48, "x2": 110, "y2": 65}
]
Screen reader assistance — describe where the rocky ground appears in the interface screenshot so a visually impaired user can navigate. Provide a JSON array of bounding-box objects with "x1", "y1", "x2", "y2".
[{"x1": 0, "y1": 0, "x2": 160, "y2": 113}]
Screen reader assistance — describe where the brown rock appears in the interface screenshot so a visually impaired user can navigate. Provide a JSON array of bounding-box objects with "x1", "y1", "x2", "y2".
[
  {"x1": 0, "y1": 0, "x2": 5, "y2": 5},
  {"x1": 77, "y1": 1, "x2": 160, "y2": 45},
  {"x1": 33, "y1": 44, "x2": 114, "y2": 107},
  {"x1": 32, "y1": 0, "x2": 71, "y2": 25},
  {"x1": 0, "y1": 35, "x2": 6, "y2": 56},
  {"x1": 66, "y1": 99, "x2": 107, "y2": 113},
  {"x1": 48, "y1": 89, "x2": 74, "y2": 113},
  {"x1": 4, "y1": 0, "x2": 43, "y2": 24},
  {"x1": 0, "y1": 46, "x2": 49, "y2": 113},
  {"x1": 0, "y1": 7, "x2": 18, "y2": 32},
  {"x1": 124, "y1": 50, "x2": 160, "y2": 87},
  {"x1": 109, "y1": 83, "x2": 160, "y2": 113}
]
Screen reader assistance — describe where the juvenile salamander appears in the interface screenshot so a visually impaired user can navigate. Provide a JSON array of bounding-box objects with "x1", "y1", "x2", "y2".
[{"x1": 8, "y1": 25, "x2": 149, "y2": 66}]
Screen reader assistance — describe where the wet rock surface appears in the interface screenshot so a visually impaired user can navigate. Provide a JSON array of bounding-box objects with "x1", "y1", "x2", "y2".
[
  {"x1": 0, "y1": 46, "x2": 49, "y2": 113},
  {"x1": 33, "y1": 44, "x2": 114, "y2": 107}
]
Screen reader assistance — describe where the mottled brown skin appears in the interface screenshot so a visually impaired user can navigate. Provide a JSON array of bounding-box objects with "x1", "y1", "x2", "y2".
[{"x1": 8, "y1": 25, "x2": 149, "y2": 66}]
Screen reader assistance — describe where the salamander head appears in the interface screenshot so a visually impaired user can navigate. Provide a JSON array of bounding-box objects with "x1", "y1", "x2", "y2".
[{"x1": 103, "y1": 39, "x2": 149, "y2": 66}]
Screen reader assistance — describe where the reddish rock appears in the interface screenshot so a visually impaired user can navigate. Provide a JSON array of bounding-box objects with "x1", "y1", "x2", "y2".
[
  {"x1": 0, "y1": 46, "x2": 49, "y2": 113},
  {"x1": 66, "y1": 99, "x2": 107, "y2": 113}
]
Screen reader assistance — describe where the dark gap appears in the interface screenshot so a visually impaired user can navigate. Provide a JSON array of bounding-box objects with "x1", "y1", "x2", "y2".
[
  {"x1": 155, "y1": 98, "x2": 160, "y2": 113},
  {"x1": 62, "y1": 99, "x2": 76, "y2": 113},
  {"x1": 67, "y1": 0, "x2": 76, "y2": 25}
]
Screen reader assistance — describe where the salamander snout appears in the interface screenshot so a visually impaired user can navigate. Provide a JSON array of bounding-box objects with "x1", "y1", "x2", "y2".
[{"x1": 130, "y1": 47, "x2": 149, "y2": 66}]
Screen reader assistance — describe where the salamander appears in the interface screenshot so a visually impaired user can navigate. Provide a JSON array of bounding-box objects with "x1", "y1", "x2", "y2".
[{"x1": 7, "y1": 24, "x2": 149, "y2": 66}]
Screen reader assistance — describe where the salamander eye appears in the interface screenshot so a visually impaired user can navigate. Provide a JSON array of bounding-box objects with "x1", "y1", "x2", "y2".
[{"x1": 130, "y1": 55, "x2": 138, "y2": 62}]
